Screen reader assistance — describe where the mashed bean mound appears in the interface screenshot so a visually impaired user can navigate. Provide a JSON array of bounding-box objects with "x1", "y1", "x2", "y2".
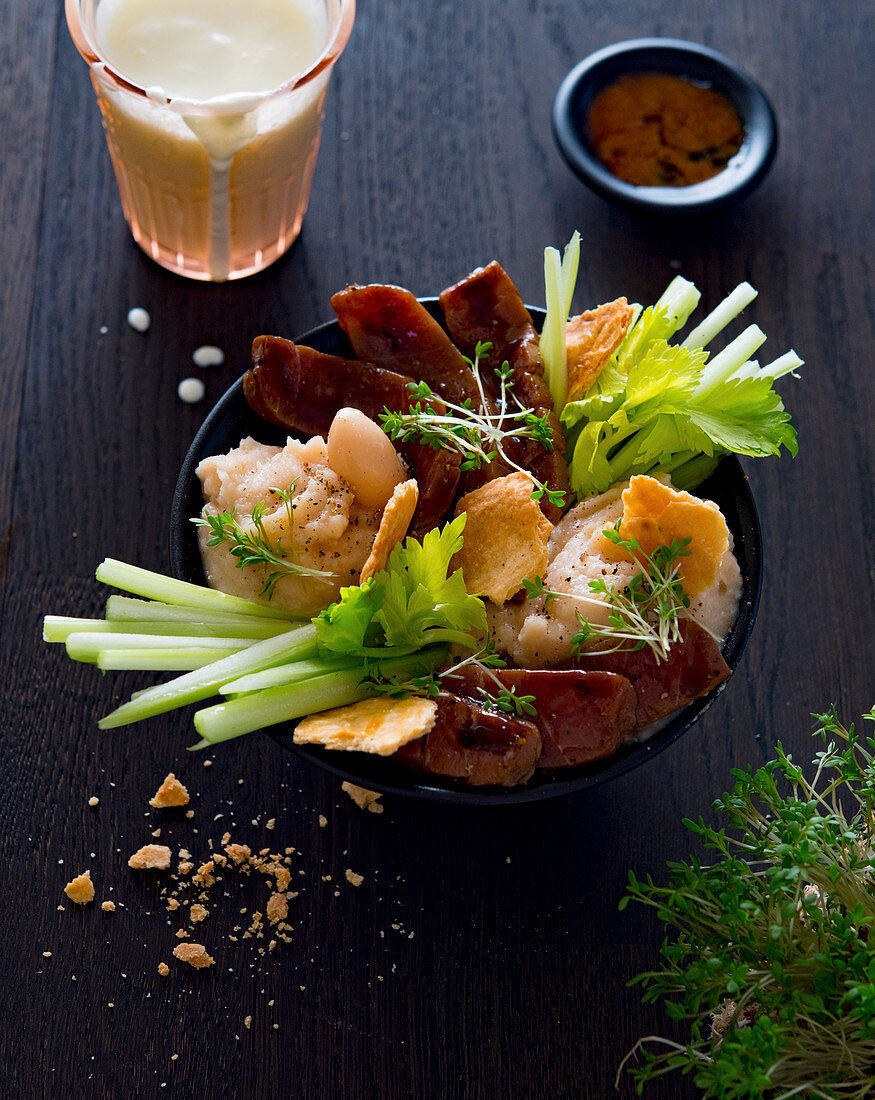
[
  {"x1": 196, "y1": 436, "x2": 381, "y2": 616},
  {"x1": 488, "y1": 479, "x2": 741, "y2": 668}
]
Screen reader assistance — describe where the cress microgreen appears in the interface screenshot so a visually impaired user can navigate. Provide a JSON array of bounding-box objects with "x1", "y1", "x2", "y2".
[
  {"x1": 619, "y1": 705, "x2": 875, "y2": 1099},
  {"x1": 524, "y1": 524, "x2": 693, "y2": 662},
  {"x1": 193, "y1": 482, "x2": 335, "y2": 599},
  {"x1": 379, "y1": 341, "x2": 566, "y2": 509}
]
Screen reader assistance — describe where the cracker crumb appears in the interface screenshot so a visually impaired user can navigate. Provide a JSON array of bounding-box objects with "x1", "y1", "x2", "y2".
[
  {"x1": 318, "y1": 815, "x2": 327, "y2": 828},
  {"x1": 190, "y1": 904, "x2": 208, "y2": 923},
  {"x1": 167, "y1": 898, "x2": 180, "y2": 911},
  {"x1": 224, "y1": 844, "x2": 251, "y2": 864},
  {"x1": 265, "y1": 818, "x2": 276, "y2": 831},
  {"x1": 88, "y1": 796, "x2": 99, "y2": 807},
  {"x1": 42, "y1": 951, "x2": 52, "y2": 958},
  {"x1": 341, "y1": 782, "x2": 384, "y2": 814},
  {"x1": 244, "y1": 1015, "x2": 252, "y2": 1029},
  {"x1": 176, "y1": 929, "x2": 190, "y2": 939},
  {"x1": 149, "y1": 774, "x2": 190, "y2": 809},
  {"x1": 64, "y1": 870, "x2": 95, "y2": 904},
  {"x1": 178, "y1": 861, "x2": 193, "y2": 875},
  {"x1": 170, "y1": 1054, "x2": 178, "y2": 1062},
  {"x1": 101, "y1": 900, "x2": 116, "y2": 912},
  {"x1": 193, "y1": 860, "x2": 216, "y2": 886},
  {"x1": 151, "y1": 829, "x2": 162, "y2": 838},
  {"x1": 203, "y1": 760, "x2": 213, "y2": 768},
  {"x1": 186, "y1": 810, "x2": 195, "y2": 819},
  {"x1": 158, "y1": 962, "x2": 170, "y2": 977},
  {"x1": 345, "y1": 869, "x2": 364, "y2": 887},
  {"x1": 128, "y1": 844, "x2": 172, "y2": 870},
  {"x1": 173, "y1": 943, "x2": 214, "y2": 969},
  {"x1": 266, "y1": 893, "x2": 288, "y2": 924}
]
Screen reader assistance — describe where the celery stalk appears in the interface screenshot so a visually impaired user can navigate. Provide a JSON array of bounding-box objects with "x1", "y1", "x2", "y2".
[
  {"x1": 105, "y1": 595, "x2": 298, "y2": 631},
  {"x1": 682, "y1": 282, "x2": 757, "y2": 350},
  {"x1": 97, "y1": 649, "x2": 248, "y2": 672},
  {"x1": 45, "y1": 616, "x2": 287, "y2": 643},
  {"x1": 66, "y1": 632, "x2": 254, "y2": 664},
  {"x1": 541, "y1": 231, "x2": 581, "y2": 408},
  {"x1": 695, "y1": 325, "x2": 767, "y2": 395},
  {"x1": 97, "y1": 624, "x2": 318, "y2": 728},
  {"x1": 221, "y1": 657, "x2": 361, "y2": 696},
  {"x1": 95, "y1": 559, "x2": 293, "y2": 620}
]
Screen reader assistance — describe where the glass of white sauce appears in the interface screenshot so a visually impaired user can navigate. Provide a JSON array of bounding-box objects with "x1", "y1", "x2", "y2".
[{"x1": 66, "y1": 0, "x2": 355, "y2": 281}]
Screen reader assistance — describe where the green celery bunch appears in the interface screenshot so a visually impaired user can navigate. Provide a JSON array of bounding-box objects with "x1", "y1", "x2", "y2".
[
  {"x1": 547, "y1": 237, "x2": 802, "y2": 497},
  {"x1": 620, "y1": 706, "x2": 875, "y2": 1099}
]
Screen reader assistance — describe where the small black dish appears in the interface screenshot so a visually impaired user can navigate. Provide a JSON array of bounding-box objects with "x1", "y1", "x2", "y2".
[
  {"x1": 553, "y1": 38, "x2": 778, "y2": 215},
  {"x1": 171, "y1": 301, "x2": 762, "y2": 805}
]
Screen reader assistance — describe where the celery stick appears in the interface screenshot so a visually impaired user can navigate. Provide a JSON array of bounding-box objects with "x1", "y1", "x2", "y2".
[
  {"x1": 105, "y1": 595, "x2": 299, "y2": 630},
  {"x1": 682, "y1": 282, "x2": 757, "y2": 350},
  {"x1": 98, "y1": 649, "x2": 247, "y2": 672},
  {"x1": 98, "y1": 624, "x2": 318, "y2": 728},
  {"x1": 695, "y1": 325, "x2": 767, "y2": 394},
  {"x1": 66, "y1": 632, "x2": 255, "y2": 664},
  {"x1": 668, "y1": 454, "x2": 721, "y2": 491},
  {"x1": 221, "y1": 657, "x2": 361, "y2": 696},
  {"x1": 45, "y1": 616, "x2": 288, "y2": 643},
  {"x1": 653, "y1": 276, "x2": 701, "y2": 336},
  {"x1": 95, "y1": 559, "x2": 293, "y2": 620},
  {"x1": 759, "y1": 351, "x2": 804, "y2": 381},
  {"x1": 194, "y1": 668, "x2": 371, "y2": 745},
  {"x1": 193, "y1": 649, "x2": 447, "y2": 746}
]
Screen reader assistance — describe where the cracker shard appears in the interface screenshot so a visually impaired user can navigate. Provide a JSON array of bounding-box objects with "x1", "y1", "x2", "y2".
[
  {"x1": 602, "y1": 475, "x2": 730, "y2": 597},
  {"x1": 453, "y1": 472, "x2": 553, "y2": 604},
  {"x1": 64, "y1": 870, "x2": 95, "y2": 905},
  {"x1": 128, "y1": 844, "x2": 172, "y2": 871},
  {"x1": 360, "y1": 479, "x2": 419, "y2": 581},
  {"x1": 149, "y1": 773, "x2": 190, "y2": 808},
  {"x1": 294, "y1": 696, "x2": 437, "y2": 756},
  {"x1": 565, "y1": 298, "x2": 635, "y2": 402},
  {"x1": 173, "y1": 942, "x2": 215, "y2": 969}
]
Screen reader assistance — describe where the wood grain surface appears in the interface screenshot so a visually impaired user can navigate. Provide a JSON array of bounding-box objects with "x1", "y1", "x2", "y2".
[{"x1": 1, "y1": 1, "x2": 872, "y2": 1097}]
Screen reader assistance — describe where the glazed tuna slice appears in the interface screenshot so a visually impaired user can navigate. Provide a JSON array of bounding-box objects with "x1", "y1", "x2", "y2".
[
  {"x1": 576, "y1": 619, "x2": 731, "y2": 729},
  {"x1": 395, "y1": 692, "x2": 541, "y2": 787},
  {"x1": 441, "y1": 665, "x2": 637, "y2": 768},
  {"x1": 330, "y1": 284, "x2": 480, "y2": 408},
  {"x1": 244, "y1": 335, "x2": 461, "y2": 532},
  {"x1": 439, "y1": 262, "x2": 571, "y2": 521}
]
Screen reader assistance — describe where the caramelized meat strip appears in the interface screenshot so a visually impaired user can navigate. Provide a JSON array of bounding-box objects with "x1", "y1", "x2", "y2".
[
  {"x1": 576, "y1": 620, "x2": 731, "y2": 728},
  {"x1": 395, "y1": 692, "x2": 541, "y2": 787},
  {"x1": 330, "y1": 284, "x2": 481, "y2": 408},
  {"x1": 244, "y1": 335, "x2": 460, "y2": 532},
  {"x1": 439, "y1": 262, "x2": 570, "y2": 521},
  {"x1": 442, "y1": 665, "x2": 637, "y2": 768}
]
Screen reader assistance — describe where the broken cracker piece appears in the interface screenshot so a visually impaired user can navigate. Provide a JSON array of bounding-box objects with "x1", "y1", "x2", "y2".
[
  {"x1": 190, "y1": 904, "x2": 208, "y2": 923},
  {"x1": 341, "y1": 782, "x2": 384, "y2": 814},
  {"x1": 158, "y1": 963, "x2": 170, "y2": 976},
  {"x1": 64, "y1": 870, "x2": 95, "y2": 905},
  {"x1": 101, "y1": 900, "x2": 116, "y2": 913},
  {"x1": 149, "y1": 773, "x2": 190, "y2": 809},
  {"x1": 294, "y1": 695, "x2": 437, "y2": 756},
  {"x1": 173, "y1": 942, "x2": 215, "y2": 969},
  {"x1": 565, "y1": 297, "x2": 635, "y2": 402},
  {"x1": 224, "y1": 844, "x2": 251, "y2": 865},
  {"x1": 601, "y1": 475, "x2": 730, "y2": 597},
  {"x1": 454, "y1": 472, "x2": 553, "y2": 604},
  {"x1": 345, "y1": 869, "x2": 364, "y2": 887},
  {"x1": 360, "y1": 479, "x2": 419, "y2": 582},
  {"x1": 266, "y1": 893, "x2": 288, "y2": 924},
  {"x1": 128, "y1": 844, "x2": 172, "y2": 871}
]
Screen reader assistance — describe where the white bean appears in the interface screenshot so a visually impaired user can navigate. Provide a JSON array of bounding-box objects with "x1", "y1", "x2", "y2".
[{"x1": 327, "y1": 408, "x2": 407, "y2": 509}]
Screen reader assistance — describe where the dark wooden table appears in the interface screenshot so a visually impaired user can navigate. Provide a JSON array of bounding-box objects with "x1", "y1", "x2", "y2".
[{"x1": 2, "y1": 1, "x2": 872, "y2": 1097}]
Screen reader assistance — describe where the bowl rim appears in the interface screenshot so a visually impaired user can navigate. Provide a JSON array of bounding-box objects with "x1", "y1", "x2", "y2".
[
  {"x1": 170, "y1": 299, "x2": 763, "y2": 805},
  {"x1": 552, "y1": 37, "x2": 778, "y2": 214}
]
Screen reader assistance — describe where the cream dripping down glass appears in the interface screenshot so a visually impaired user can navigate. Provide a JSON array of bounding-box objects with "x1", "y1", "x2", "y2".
[{"x1": 66, "y1": 0, "x2": 355, "y2": 281}]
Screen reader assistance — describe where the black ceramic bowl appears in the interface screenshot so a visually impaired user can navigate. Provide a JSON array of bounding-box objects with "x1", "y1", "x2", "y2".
[
  {"x1": 171, "y1": 301, "x2": 762, "y2": 805},
  {"x1": 553, "y1": 38, "x2": 778, "y2": 215}
]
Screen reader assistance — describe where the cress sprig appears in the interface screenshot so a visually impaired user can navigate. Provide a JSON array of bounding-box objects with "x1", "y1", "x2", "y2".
[
  {"x1": 522, "y1": 524, "x2": 694, "y2": 662},
  {"x1": 619, "y1": 705, "x2": 875, "y2": 1099},
  {"x1": 193, "y1": 482, "x2": 336, "y2": 600},
  {"x1": 379, "y1": 341, "x2": 566, "y2": 509}
]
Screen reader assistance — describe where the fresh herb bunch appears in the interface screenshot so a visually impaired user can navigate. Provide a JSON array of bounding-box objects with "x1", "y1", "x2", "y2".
[
  {"x1": 522, "y1": 524, "x2": 693, "y2": 662},
  {"x1": 193, "y1": 483, "x2": 334, "y2": 598},
  {"x1": 620, "y1": 706, "x2": 875, "y2": 1099},
  {"x1": 379, "y1": 341, "x2": 566, "y2": 509}
]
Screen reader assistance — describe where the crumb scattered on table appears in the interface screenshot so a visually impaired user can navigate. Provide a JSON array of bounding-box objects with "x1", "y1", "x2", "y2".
[
  {"x1": 101, "y1": 900, "x2": 116, "y2": 912},
  {"x1": 128, "y1": 844, "x2": 172, "y2": 870},
  {"x1": 345, "y1": 869, "x2": 364, "y2": 887},
  {"x1": 173, "y1": 943, "x2": 214, "y2": 969},
  {"x1": 150, "y1": 773, "x2": 190, "y2": 808},
  {"x1": 64, "y1": 870, "x2": 95, "y2": 904},
  {"x1": 341, "y1": 782, "x2": 384, "y2": 814}
]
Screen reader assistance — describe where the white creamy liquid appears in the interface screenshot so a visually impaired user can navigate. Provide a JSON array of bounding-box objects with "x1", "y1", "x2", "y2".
[
  {"x1": 95, "y1": 0, "x2": 326, "y2": 100},
  {"x1": 93, "y1": 0, "x2": 329, "y2": 279}
]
